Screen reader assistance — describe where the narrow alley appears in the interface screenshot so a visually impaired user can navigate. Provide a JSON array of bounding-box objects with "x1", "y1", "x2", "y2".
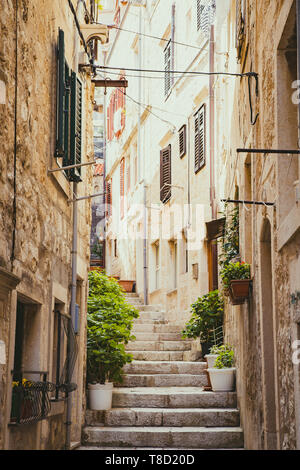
[{"x1": 0, "y1": 0, "x2": 300, "y2": 455}]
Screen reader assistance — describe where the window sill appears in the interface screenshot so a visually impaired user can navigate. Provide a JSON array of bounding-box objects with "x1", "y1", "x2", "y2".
[
  {"x1": 167, "y1": 288, "x2": 177, "y2": 296},
  {"x1": 149, "y1": 288, "x2": 161, "y2": 295}
]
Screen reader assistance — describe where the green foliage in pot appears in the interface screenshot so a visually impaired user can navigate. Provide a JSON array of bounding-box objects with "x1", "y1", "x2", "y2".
[
  {"x1": 87, "y1": 270, "x2": 139, "y2": 385},
  {"x1": 181, "y1": 290, "x2": 224, "y2": 343},
  {"x1": 220, "y1": 261, "x2": 251, "y2": 290},
  {"x1": 214, "y1": 345, "x2": 235, "y2": 369},
  {"x1": 218, "y1": 206, "x2": 240, "y2": 269}
]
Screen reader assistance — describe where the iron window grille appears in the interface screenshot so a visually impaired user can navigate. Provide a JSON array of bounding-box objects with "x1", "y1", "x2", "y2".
[
  {"x1": 53, "y1": 312, "x2": 79, "y2": 399},
  {"x1": 10, "y1": 371, "x2": 56, "y2": 425}
]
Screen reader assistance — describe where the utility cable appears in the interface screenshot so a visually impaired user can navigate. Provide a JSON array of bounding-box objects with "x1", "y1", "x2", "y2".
[
  {"x1": 93, "y1": 21, "x2": 207, "y2": 51},
  {"x1": 96, "y1": 64, "x2": 256, "y2": 79}
]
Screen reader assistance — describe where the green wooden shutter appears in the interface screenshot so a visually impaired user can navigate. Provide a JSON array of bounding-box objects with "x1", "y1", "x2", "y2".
[
  {"x1": 69, "y1": 71, "x2": 82, "y2": 182},
  {"x1": 56, "y1": 29, "x2": 66, "y2": 158}
]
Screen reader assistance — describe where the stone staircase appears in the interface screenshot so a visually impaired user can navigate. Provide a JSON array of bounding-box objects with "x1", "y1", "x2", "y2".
[{"x1": 81, "y1": 293, "x2": 243, "y2": 449}]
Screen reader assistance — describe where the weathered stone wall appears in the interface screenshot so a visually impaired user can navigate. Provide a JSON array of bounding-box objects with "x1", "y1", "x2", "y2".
[
  {"x1": 220, "y1": 0, "x2": 299, "y2": 450},
  {"x1": 0, "y1": 0, "x2": 94, "y2": 450}
]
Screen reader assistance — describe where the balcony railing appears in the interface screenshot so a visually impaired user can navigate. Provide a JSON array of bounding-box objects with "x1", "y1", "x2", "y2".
[{"x1": 10, "y1": 371, "x2": 56, "y2": 425}]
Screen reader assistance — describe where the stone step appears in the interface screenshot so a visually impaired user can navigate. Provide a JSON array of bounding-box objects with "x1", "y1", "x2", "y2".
[
  {"x1": 125, "y1": 293, "x2": 140, "y2": 298},
  {"x1": 119, "y1": 373, "x2": 207, "y2": 388},
  {"x1": 126, "y1": 340, "x2": 192, "y2": 352},
  {"x1": 134, "y1": 311, "x2": 165, "y2": 321},
  {"x1": 112, "y1": 387, "x2": 237, "y2": 409},
  {"x1": 123, "y1": 360, "x2": 207, "y2": 375},
  {"x1": 135, "y1": 305, "x2": 162, "y2": 312},
  {"x1": 82, "y1": 426, "x2": 244, "y2": 449},
  {"x1": 130, "y1": 350, "x2": 185, "y2": 361},
  {"x1": 85, "y1": 408, "x2": 240, "y2": 428},
  {"x1": 133, "y1": 332, "x2": 184, "y2": 341},
  {"x1": 132, "y1": 323, "x2": 184, "y2": 333}
]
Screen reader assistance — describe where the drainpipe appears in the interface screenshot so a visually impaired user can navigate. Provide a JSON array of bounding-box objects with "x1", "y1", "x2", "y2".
[
  {"x1": 65, "y1": 0, "x2": 82, "y2": 449},
  {"x1": 209, "y1": 24, "x2": 218, "y2": 289},
  {"x1": 137, "y1": 7, "x2": 148, "y2": 305},
  {"x1": 11, "y1": 0, "x2": 18, "y2": 270},
  {"x1": 66, "y1": 183, "x2": 78, "y2": 450}
]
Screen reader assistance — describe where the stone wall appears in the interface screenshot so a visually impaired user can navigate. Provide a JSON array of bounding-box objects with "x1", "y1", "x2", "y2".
[
  {"x1": 220, "y1": 0, "x2": 299, "y2": 450},
  {"x1": 0, "y1": 0, "x2": 94, "y2": 450}
]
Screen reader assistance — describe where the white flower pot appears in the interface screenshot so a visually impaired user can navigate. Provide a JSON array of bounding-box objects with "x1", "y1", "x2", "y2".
[
  {"x1": 204, "y1": 354, "x2": 219, "y2": 369},
  {"x1": 88, "y1": 382, "x2": 113, "y2": 410},
  {"x1": 207, "y1": 368, "x2": 236, "y2": 392}
]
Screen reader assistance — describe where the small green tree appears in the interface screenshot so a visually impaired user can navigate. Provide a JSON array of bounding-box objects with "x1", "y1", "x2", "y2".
[
  {"x1": 181, "y1": 290, "x2": 224, "y2": 343},
  {"x1": 87, "y1": 270, "x2": 139, "y2": 385}
]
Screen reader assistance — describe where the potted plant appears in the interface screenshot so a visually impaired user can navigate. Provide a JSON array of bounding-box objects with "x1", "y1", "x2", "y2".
[
  {"x1": 205, "y1": 344, "x2": 224, "y2": 369},
  {"x1": 87, "y1": 270, "x2": 139, "y2": 410},
  {"x1": 182, "y1": 290, "x2": 224, "y2": 358},
  {"x1": 220, "y1": 261, "x2": 252, "y2": 305},
  {"x1": 207, "y1": 345, "x2": 236, "y2": 392}
]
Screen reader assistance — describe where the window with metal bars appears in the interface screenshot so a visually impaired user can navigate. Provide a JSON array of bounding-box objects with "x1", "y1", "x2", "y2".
[
  {"x1": 160, "y1": 145, "x2": 171, "y2": 203},
  {"x1": 55, "y1": 29, "x2": 82, "y2": 182},
  {"x1": 194, "y1": 104, "x2": 206, "y2": 173},
  {"x1": 179, "y1": 125, "x2": 186, "y2": 158}
]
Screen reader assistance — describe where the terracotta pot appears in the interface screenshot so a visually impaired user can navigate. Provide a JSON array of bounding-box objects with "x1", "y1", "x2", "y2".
[
  {"x1": 229, "y1": 279, "x2": 251, "y2": 305},
  {"x1": 118, "y1": 280, "x2": 135, "y2": 293}
]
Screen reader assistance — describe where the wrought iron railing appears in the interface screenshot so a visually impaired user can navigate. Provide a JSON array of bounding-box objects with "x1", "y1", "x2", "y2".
[
  {"x1": 208, "y1": 326, "x2": 224, "y2": 347},
  {"x1": 10, "y1": 371, "x2": 56, "y2": 425}
]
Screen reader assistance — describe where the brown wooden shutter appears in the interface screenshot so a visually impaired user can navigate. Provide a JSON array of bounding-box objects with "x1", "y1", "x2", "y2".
[
  {"x1": 236, "y1": 0, "x2": 246, "y2": 60},
  {"x1": 106, "y1": 180, "x2": 112, "y2": 217},
  {"x1": 120, "y1": 158, "x2": 125, "y2": 218},
  {"x1": 160, "y1": 145, "x2": 171, "y2": 203},
  {"x1": 194, "y1": 105, "x2": 205, "y2": 173},
  {"x1": 179, "y1": 125, "x2": 186, "y2": 158}
]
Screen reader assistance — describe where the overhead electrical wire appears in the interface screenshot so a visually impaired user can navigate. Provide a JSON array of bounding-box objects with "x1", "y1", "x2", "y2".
[
  {"x1": 93, "y1": 21, "x2": 207, "y2": 51},
  {"x1": 96, "y1": 64, "x2": 254, "y2": 79}
]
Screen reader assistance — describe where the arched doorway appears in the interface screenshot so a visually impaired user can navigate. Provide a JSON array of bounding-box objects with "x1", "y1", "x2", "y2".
[{"x1": 259, "y1": 218, "x2": 278, "y2": 449}]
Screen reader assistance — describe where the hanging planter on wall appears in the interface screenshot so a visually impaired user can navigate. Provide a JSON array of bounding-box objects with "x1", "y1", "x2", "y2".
[
  {"x1": 220, "y1": 262, "x2": 252, "y2": 306},
  {"x1": 229, "y1": 278, "x2": 252, "y2": 305}
]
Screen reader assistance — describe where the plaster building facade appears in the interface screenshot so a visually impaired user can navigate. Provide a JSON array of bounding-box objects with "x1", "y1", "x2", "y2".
[
  {"x1": 0, "y1": 0, "x2": 107, "y2": 450},
  {"x1": 102, "y1": 0, "x2": 221, "y2": 344},
  {"x1": 100, "y1": 0, "x2": 300, "y2": 450}
]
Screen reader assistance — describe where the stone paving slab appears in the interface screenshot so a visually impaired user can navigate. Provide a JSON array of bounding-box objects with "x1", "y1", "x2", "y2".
[
  {"x1": 82, "y1": 426, "x2": 244, "y2": 449},
  {"x1": 123, "y1": 360, "x2": 207, "y2": 375},
  {"x1": 112, "y1": 387, "x2": 237, "y2": 409},
  {"x1": 126, "y1": 340, "x2": 192, "y2": 352},
  {"x1": 119, "y1": 373, "x2": 207, "y2": 388},
  {"x1": 85, "y1": 407, "x2": 240, "y2": 428}
]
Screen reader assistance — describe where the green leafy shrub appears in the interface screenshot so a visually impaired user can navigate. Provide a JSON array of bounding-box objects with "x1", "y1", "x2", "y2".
[
  {"x1": 87, "y1": 270, "x2": 139, "y2": 385},
  {"x1": 220, "y1": 261, "x2": 251, "y2": 290},
  {"x1": 214, "y1": 346, "x2": 235, "y2": 369},
  {"x1": 181, "y1": 290, "x2": 224, "y2": 343},
  {"x1": 218, "y1": 206, "x2": 240, "y2": 269}
]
